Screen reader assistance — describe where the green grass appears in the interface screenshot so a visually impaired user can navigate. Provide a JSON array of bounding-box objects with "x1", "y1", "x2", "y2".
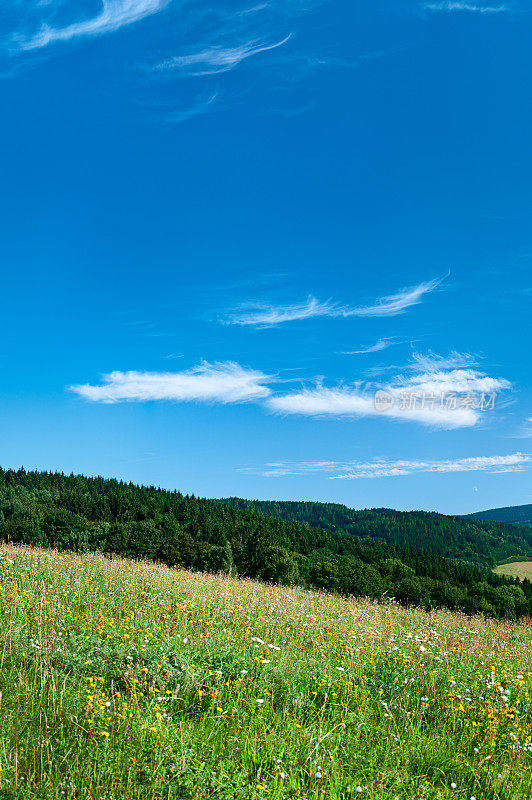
[
  {"x1": 1, "y1": 546, "x2": 532, "y2": 799},
  {"x1": 494, "y1": 562, "x2": 532, "y2": 580}
]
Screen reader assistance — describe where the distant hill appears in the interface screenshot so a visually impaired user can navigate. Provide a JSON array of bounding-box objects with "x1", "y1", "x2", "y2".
[
  {"x1": 465, "y1": 504, "x2": 532, "y2": 527},
  {"x1": 1, "y1": 466, "x2": 532, "y2": 619},
  {"x1": 222, "y1": 498, "x2": 532, "y2": 568}
]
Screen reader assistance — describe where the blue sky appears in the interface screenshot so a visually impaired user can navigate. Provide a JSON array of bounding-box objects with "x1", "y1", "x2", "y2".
[{"x1": 0, "y1": 0, "x2": 530, "y2": 514}]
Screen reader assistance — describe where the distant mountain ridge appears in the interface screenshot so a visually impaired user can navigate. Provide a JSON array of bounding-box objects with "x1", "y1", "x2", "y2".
[{"x1": 465, "y1": 504, "x2": 532, "y2": 527}]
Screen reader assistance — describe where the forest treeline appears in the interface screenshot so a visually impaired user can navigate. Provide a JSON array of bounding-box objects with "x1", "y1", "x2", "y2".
[
  {"x1": 0, "y1": 467, "x2": 531, "y2": 619},
  {"x1": 222, "y1": 498, "x2": 532, "y2": 567}
]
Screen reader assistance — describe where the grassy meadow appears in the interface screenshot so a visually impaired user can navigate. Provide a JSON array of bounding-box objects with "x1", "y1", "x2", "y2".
[
  {"x1": 1, "y1": 547, "x2": 532, "y2": 799},
  {"x1": 494, "y1": 562, "x2": 532, "y2": 581}
]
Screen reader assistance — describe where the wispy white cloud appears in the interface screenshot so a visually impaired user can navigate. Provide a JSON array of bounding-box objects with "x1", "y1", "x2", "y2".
[
  {"x1": 409, "y1": 350, "x2": 479, "y2": 371},
  {"x1": 18, "y1": 0, "x2": 170, "y2": 51},
  {"x1": 166, "y1": 92, "x2": 219, "y2": 124},
  {"x1": 422, "y1": 2, "x2": 509, "y2": 12},
  {"x1": 69, "y1": 361, "x2": 273, "y2": 404},
  {"x1": 225, "y1": 296, "x2": 336, "y2": 327},
  {"x1": 352, "y1": 277, "x2": 444, "y2": 317},
  {"x1": 267, "y1": 382, "x2": 476, "y2": 428},
  {"x1": 400, "y1": 367, "x2": 508, "y2": 397},
  {"x1": 333, "y1": 453, "x2": 530, "y2": 480},
  {"x1": 359, "y1": 350, "x2": 479, "y2": 379},
  {"x1": 240, "y1": 453, "x2": 531, "y2": 479},
  {"x1": 516, "y1": 418, "x2": 532, "y2": 438},
  {"x1": 144, "y1": 0, "x2": 330, "y2": 101},
  {"x1": 69, "y1": 351, "x2": 511, "y2": 431},
  {"x1": 155, "y1": 34, "x2": 292, "y2": 75},
  {"x1": 266, "y1": 355, "x2": 511, "y2": 428},
  {"x1": 341, "y1": 338, "x2": 396, "y2": 355},
  {"x1": 224, "y1": 277, "x2": 444, "y2": 327},
  {"x1": 237, "y1": 4, "x2": 269, "y2": 16}
]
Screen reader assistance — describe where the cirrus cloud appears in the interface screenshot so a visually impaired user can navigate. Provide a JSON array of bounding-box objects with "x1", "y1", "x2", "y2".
[
  {"x1": 224, "y1": 276, "x2": 445, "y2": 327},
  {"x1": 422, "y1": 2, "x2": 509, "y2": 11},
  {"x1": 17, "y1": 0, "x2": 171, "y2": 51},
  {"x1": 341, "y1": 338, "x2": 396, "y2": 355},
  {"x1": 155, "y1": 34, "x2": 293, "y2": 75},
  {"x1": 68, "y1": 351, "x2": 511, "y2": 430},
  {"x1": 69, "y1": 361, "x2": 273, "y2": 405},
  {"x1": 239, "y1": 453, "x2": 531, "y2": 480},
  {"x1": 266, "y1": 358, "x2": 511, "y2": 429}
]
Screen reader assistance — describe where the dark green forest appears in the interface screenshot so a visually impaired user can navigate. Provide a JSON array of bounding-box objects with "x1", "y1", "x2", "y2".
[
  {"x1": 222, "y1": 498, "x2": 532, "y2": 567},
  {"x1": 466, "y1": 503, "x2": 532, "y2": 527},
  {"x1": 1, "y1": 467, "x2": 531, "y2": 619}
]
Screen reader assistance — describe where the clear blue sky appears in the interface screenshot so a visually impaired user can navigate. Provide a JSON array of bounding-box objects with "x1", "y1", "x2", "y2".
[{"x1": 0, "y1": 0, "x2": 530, "y2": 514}]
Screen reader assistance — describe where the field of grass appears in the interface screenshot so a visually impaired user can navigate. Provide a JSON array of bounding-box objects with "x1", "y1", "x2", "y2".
[
  {"x1": 1, "y1": 547, "x2": 532, "y2": 799},
  {"x1": 494, "y1": 562, "x2": 532, "y2": 581}
]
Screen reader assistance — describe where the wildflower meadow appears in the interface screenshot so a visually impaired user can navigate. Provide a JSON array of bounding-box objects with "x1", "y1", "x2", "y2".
[{"x1": 0, "y1": 545, "x2": 531, "y2": 799}]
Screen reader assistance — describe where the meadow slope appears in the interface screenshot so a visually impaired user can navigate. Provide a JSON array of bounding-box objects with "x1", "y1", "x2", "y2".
[
  {"x1": 1, "y1": 547, "x2": 532, "y2": 799},
  {"x1": 494, "y1": 563, "x2": 532, "y2": 581}
]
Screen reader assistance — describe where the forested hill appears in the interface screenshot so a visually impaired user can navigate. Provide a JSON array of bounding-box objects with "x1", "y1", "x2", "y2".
[
  {"x1": 465, "y1": 504, "x2": 532, "y2": 527},
  {"x1": 221, "y1": 498, "x2": 532, "y2": 568},
  {"x1": 0, "y1": 466, "x2": 531, "y2": 619}
]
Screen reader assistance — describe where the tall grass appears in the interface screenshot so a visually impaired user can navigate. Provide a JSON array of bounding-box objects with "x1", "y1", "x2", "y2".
[{"x1": 0, "y1": 545, "x2": 531, "y2": 799}]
